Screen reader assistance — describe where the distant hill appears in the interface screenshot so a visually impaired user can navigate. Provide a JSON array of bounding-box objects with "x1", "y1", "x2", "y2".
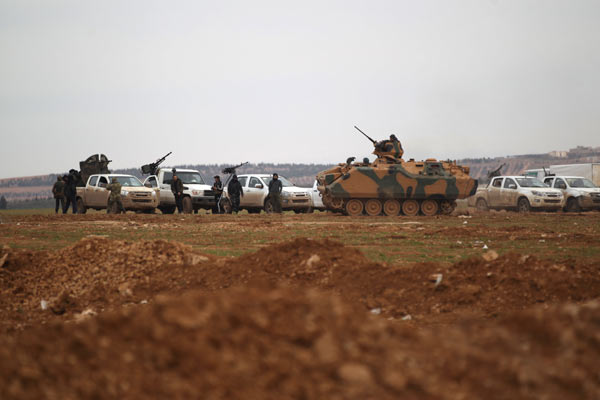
[{"x1": 2, "y1": 145, "x2": 599, "y2": 205}]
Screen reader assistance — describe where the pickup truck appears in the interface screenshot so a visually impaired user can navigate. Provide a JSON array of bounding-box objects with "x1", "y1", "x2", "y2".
[
  {"x1": 468, "y1": 176, "x2": 564, "y2": 212},
  {"x1": 76, "y1": 174, "x2": 158, "y2": 213},
  {"x1": 143, "y1": 168, "x2": 215, "y2": 214},
  {"x1": 542, "y1": 176, "x2": 600, "y2": 212},
  {"x1": 221, "y1": 174, "x2": 312, "y2": 213}
]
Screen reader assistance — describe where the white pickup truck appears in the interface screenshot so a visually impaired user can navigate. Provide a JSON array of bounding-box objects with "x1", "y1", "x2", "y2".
[
  {"x1": 542, "y1": 176, "x2": 600, "y2": 212},
  {"x1": 143, "y1": 168, "x2": 215, "y2": 214},
  {"x1": 468, "y1": 176, "x2": 564, "y2": 212},
  {"x1": 76, "y1": 174, "x2": 158, "y2": 213},
  {"x1": 221, "y1": 174, "x2": 312, "y2": 213}
]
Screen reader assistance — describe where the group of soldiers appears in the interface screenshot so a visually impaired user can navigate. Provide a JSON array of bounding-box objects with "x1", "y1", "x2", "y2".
[
  {"x1": 51, "y1": 170, "x2": 80, "y2": 214},
  {"x1": 53, "y1": 170, "x2": 285, "y2": 215},
  {"x1": 209, "y1": 173, "x2": 283, "y2": 214}
]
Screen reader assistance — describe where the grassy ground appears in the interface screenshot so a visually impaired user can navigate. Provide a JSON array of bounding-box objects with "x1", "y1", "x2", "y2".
[{"x1": 1, "y1": 208, "x2": 599, "y2": 266}]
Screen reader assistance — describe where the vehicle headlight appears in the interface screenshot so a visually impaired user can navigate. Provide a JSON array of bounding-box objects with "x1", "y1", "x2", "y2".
[
  {"x1": 531, "y1": 191, "x2": 543, "y2": 196},
  {"x1": 121, "y1": 190, "x2": 128, "y2": 196},
  {"x1": 151, "y1": 191, "x2": 156, "y2": 197},
  {"x1": 282, "y1": 192, "x2": 292, "y2": 198},
  {"x1": 192, "y1": 190, "x2": 201, "y2": 195}
]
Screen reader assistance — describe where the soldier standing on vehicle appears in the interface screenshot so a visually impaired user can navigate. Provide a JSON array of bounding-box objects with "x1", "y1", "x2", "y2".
[
  {"x1": 63, "y1": 170, "x2": 78, "y2": 214},
  {"x1": 52, "y1": 176, "x2": 65, "y2": 214},
  {"x1": 268, "y1": 173, "x2": 283, "y2": 213},
  {"x1": 171, "y1": 173, "x2": 184, "y2": 213},
  {"x1": 227, "y1": 174, "x2": 243, "y2": 214},
  {"x1": 212, "y1": 175, "x2": 223, "y2": 214},
  {"x1": 106, "y1": 177, "x2": 125, "y2": 214}
]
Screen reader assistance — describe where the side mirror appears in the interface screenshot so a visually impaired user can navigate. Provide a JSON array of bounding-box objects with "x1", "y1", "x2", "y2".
[{"x1": 254, "y1": 183, "x2": 263, "y2": 189}]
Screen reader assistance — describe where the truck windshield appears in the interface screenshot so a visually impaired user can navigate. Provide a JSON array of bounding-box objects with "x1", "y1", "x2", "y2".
[
  {"x1": 515, "y1": 178, "x2": 546, "y2": 188},
  {"x1": 110, "y1": 176, "x2": 144, "y2": 187},
  {"x1": 261, "y1": 176, "x2": 294, "y2": 187},
  {"x1": 176, "y1": 172, "x2": 205, "y2": 184},
  {"x1": 566, "y1": 178, "x2": 596, "y2": 188}
]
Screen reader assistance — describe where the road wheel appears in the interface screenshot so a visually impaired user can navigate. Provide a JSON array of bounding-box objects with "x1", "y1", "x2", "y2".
[
  {"x1": 517, "y1": 197, "x2": 531, "y2": 213},
  {"x1": 565, "y1": 197, "x2": 581, "y2": 212},
  {"x1": 365, "y1": 199, "x2": 382, "y2": 216},
  {"x1": 182, "y1": 196, "x2": 193, "y2": 214},
  {"x1": 420, "y1": 199, "x2": 439, "y2": 216},
  {"x1": 76, "y1": 198, "x2": 87, "y2": 214},
  {"x1": 440, "y1": 200, "x2": 456, "y2": 215},
  {"x1": 476, "y1": 198, "x2": 488, "y2": 211},
  {"x1": 345, "y1": 199, "x2": 364, "y2": 216},
  {"x1": 401, "y1": 199, "x2": 419, "y2": 216},
  {"x1": 383, "y1": 199, "x2": 401, "y2": 216}
]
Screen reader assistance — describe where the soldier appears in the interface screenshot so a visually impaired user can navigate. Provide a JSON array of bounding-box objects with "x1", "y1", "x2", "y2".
[
  {"x1": 227, "y1": 174, "x2": 243, "y2": 214},
  {"x1": 106, "y1": 177, "x2": 124, "y2": 214},
  {"x1": 52, "y1": 176, "x2": 65, "y2": 214},
  {"x1": 171, "y1": 173, "x2": 184, "y2": 213},
  {"x1": 212, "y1": 175, "x2": 223, "y2": 214},
  {"x1": 268, "y1": 173, "x2": 283, "y2": 213},
  {"x1": 63, "y1": 170, "x2": 78, "y2": 214}
]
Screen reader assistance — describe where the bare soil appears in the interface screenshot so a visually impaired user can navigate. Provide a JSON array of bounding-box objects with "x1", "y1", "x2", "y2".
[{"x1": 1, "y1": 211, "x2": 599, "y2": 399}]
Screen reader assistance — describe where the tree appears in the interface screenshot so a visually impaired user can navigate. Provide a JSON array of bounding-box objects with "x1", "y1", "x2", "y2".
[{"x1": 0, "y1": 195, "x2": 7, "y2": 210}]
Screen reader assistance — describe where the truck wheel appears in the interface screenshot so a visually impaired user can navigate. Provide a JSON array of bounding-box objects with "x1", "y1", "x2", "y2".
[
  {"x1": 475, "y1": 198, "x2": 488, "y2": 211},
  {"x1": 76, "y1": 198, "x2": 87, "y2": 214},
  {"x1": 517, "y1": 197, "x2": 531, "y2": 213},
  {"x1": 264, "y1": 199, "x2": 274, "y2": 214},
  {"x1": 565, "y1": 197, "x2": 581, "y2": 213},
  {"x1": 182, "y1": 196, "x2": 193, "y2": 214}
]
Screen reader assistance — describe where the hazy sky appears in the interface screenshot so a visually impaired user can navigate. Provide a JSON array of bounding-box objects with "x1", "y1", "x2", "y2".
[{"x1": 1, "y1": 0, "x2": 599, "y2": 178}]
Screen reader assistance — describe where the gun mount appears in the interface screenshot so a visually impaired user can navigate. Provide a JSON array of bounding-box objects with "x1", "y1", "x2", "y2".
[
  {"x1": 77, "y1": 154, "x2": 112, "y2": 186},
  {"x1": 487, "y1": 163, "x2": 506, "y2": 180},
  {"x1": 355, "y1": 125, "x2": 403, "y2": 161},
  {"x1": 141, "y1": 152, "x2": 172, "y2": 175},
  {"x1": 222, "y1": 162, "x2": 249, "y2": 175}
]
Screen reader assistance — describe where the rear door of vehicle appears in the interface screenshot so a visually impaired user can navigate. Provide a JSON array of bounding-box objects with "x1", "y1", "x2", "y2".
[
  {"x1": 501, "y1": 178, "x2": 518, "y2": 206},
  {"x1": 237, "y1": 176, "x2": 249, "y2": 206},
  {"x1": 95, "y1": 176, "x2": 110, "y2": 206},
  {"x1": 244, "y1": 176, "x2": 265, "y2": 207},
  {"x1": 86, "y1": 175, "x2": 100, "y2": 207},
  {"x1": 488, "y1": 177, "x2": 503, "y2": 206},
  {"x1": 159, "y1": 171, "x2": 175, "y2": 205}
]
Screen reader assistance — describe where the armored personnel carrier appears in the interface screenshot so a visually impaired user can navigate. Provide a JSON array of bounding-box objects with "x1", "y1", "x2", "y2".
[{"x1": 315, "y1": 127, "x2": 478, "y2": 216}]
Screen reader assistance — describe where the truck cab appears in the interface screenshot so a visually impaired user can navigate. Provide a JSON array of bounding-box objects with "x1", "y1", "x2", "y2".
[
  {"x1": 543, "y1": 176, "x2": 600, "y2": 212},
  {"x1": 143, "y1": 168, "x2": 214, "y2": 214}
]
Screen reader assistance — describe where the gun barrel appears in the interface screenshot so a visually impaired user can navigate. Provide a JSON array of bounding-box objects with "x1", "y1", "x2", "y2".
[{"x1": 354, "y1": 125, "x2": 377, "y2": 144}]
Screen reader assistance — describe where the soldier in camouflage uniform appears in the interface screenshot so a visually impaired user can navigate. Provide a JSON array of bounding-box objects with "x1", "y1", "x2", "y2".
[
  {"x1": 52, "y1": 176, "x2": 65, "y2": 214},
  {"x1": 106, "y1": 177, "x2": 124, "y2": 214}
]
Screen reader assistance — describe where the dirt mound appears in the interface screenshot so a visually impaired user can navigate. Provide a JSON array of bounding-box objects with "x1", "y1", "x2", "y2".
[
  {"x1": 3, "y1": 237, "x2": 600, "y2": 332},
  {"x1": 0, "y1": 238, "x2": 213, "y2": 332},
  {"x1": 1, "y1": 285, "x2": 600, "y2": 400},
  {"x1": 210, "y1": 239, "x2": 600, "y2": 322}
]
